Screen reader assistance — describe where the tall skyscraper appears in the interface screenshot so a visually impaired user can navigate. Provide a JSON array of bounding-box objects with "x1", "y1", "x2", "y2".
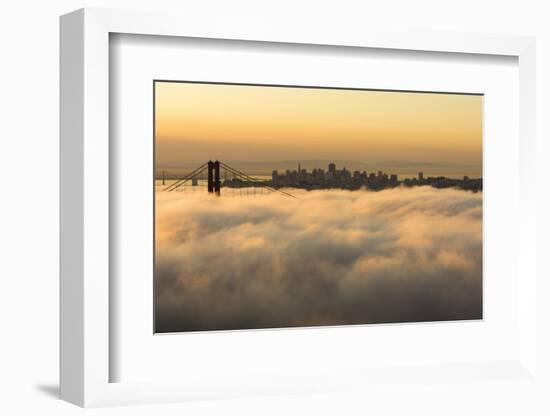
[
  {"x1": 328, "y1": 163, "x2": 336, "y2": 175},
  {"x1": 418, "y1": 172, "x2": 424, "y2": 181}
]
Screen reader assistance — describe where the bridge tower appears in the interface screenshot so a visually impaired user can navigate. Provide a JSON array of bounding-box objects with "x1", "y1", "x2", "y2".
[
  {"x1": 214, "y1": 160, "x2": 221, "y2": 195},
  {"x1": 207, "y1": 161, "x2": 214, "y2": 193},
  {"x1": 207, "y1": 160, "x2": 221, "y2": 195}
]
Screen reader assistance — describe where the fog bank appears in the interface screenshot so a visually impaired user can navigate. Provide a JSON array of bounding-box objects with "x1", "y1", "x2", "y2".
[{"x1": 155, "y1": 187, "x2": 482, "y2": 333}]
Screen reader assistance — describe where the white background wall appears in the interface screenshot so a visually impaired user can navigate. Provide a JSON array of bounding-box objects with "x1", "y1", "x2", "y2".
[{"x1": 0, "y1": 1, "x2": 548, "y2": 414}]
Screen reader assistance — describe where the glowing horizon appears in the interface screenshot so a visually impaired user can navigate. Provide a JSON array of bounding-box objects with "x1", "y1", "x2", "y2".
[{"x1": 155, "y1": 81, "x2": 483, "y2": 171}]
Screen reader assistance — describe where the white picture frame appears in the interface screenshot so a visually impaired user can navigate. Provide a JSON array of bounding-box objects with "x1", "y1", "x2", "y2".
[{"x1": 60, "y1": 7, "x2": 538, "y2": 408}]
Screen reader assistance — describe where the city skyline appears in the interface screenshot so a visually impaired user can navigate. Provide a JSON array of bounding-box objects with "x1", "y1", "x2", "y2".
[
  {"x1": 161, "y1": 160, "x2": 483, "y2": 194},
  {"x1": 156, "y1": 158, "x2": 482, "y2": 180}
]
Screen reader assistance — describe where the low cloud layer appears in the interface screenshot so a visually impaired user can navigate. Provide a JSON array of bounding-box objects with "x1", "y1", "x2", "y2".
[{"x1": 155, "y1": 187, "x2": 482, "y2": 333}]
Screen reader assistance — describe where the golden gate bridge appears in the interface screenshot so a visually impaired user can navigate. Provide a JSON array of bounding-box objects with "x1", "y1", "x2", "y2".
[{"x1": 162, "y1": 160, "x2": 297, "y2": 198}]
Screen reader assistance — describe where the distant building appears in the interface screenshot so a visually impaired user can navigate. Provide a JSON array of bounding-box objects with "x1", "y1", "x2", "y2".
[
  {"x1": 390, "y1": 174, "x2": 398, "y2": 182},
  {"x1": 328, "y1": 163, "x2": 336, "y2": 175},
  {"x1": 272, "y1": 170, "x2": 278, "y2": 183},
  {"x1": 418, "y1": 172, "x2": 424, "y2": 181}
]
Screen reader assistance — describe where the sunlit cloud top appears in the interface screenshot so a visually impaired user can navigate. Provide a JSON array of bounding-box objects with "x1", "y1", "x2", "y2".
[{"x1": 155, "y1": 187, "x2": 482, "y2": 332}]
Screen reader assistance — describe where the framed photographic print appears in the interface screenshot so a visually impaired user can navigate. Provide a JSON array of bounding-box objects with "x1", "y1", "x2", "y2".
[
  {"x1": 153, "y1": 80, "x2": 483, "y2": 334},
  {"x1": 60, "y1": 8, "x2": 539, "y2": 408}
]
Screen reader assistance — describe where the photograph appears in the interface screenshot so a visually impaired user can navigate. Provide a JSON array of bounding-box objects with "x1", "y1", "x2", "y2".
[{"x1": 154, "y1": 81, "x2": 483, "y2": 333}]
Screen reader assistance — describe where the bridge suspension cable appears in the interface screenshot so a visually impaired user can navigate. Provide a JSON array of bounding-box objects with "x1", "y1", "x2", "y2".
[
  {"x1": 219, "y1": 162, "x2": 298, "y2": 199},
  {"x1": 162, "y1": 160, "x2": 298, "y2": 199},
  {"x1": 163, "y1": 162, "x2": 209, "y2": 192}
]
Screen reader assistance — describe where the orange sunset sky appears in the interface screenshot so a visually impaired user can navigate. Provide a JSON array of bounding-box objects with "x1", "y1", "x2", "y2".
[{"x1": 155, "y1": 81, "x2": 482, "y2": 170}]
